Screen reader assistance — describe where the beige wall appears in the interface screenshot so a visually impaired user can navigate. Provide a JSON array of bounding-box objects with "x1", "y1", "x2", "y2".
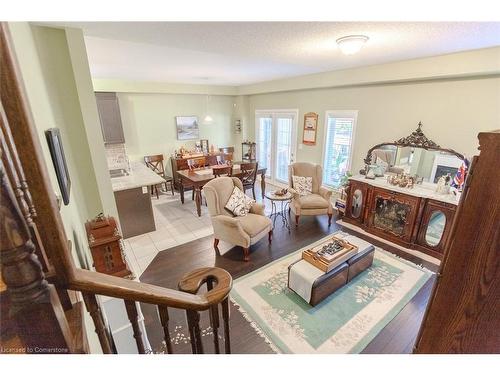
[
  {"x1": 245, "y1": 77, "x2": 500, "y2": 175},
  {"x1": 8, "y1": 22, "x2": 110, "y2": 353},
  {"x1": 116, "y1": 93, "x2": 239, "y2": 173},
  {"x1": 65, "y1": 28, "x2": 119, "y2": 221}
]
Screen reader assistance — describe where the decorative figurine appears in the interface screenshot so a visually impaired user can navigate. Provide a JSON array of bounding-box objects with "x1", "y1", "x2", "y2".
[
  {"x1": 366, "y1": 166, "x2": 376, "y2": 179},
  {"x1": 436, "y1": 173, "x2": 451, "y2": 194}
]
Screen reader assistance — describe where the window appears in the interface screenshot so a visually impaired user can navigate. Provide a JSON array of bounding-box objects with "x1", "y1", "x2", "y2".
[
  {"x1": 257, "y1": 116, "x2": 272, "y2": 177},
  {"x1": 322, "y1": 111, "x2": 357, "y2": 189}
]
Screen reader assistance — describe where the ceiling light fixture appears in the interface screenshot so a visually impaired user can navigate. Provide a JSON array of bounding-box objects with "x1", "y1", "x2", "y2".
[
  {"x1": 203, "y1": 95, "x2": 213, "y2": 124},
  {"x1": 336, "y1": 35, "x2": 369, "y2": 55}
]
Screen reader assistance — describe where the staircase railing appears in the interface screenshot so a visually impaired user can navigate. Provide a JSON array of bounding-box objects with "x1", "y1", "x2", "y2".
[{"x1": 0, "y1": 22, "x2": 232, "y2": 355}]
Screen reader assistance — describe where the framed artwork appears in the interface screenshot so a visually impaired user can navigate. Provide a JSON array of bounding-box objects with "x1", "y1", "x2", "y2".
[
  {"x1": 303, "y1": 112, "x2": 318, "y2": 145},
  {"x1": 175, "y1": 116, "x2": 200, "y2": 140},
  {"x1": 45, "y1": 128, "x2": 71, "y2": 205}
]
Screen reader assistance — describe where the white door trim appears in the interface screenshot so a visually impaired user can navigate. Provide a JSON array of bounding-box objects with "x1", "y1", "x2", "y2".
[{"x1": 255, "y1": 109, "x2": 298, "y2": 186}]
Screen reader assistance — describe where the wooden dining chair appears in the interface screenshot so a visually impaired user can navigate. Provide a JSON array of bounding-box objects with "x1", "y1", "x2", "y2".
[
  {"x1": 206, "y1": 155, "x2": 220, "y2": 166},
  {"x1": 239, "y1": 162, "x2": 258, "y2": 199},
  {"x1": 144, "y1": 154, "x2": 174, "y2": 199},
  {"x1": 187, "y1": 157, "x2": 205, "y2": 170},
  {"x1": 186, "y1": 157, "x2": 206, "y2": 201},
  {"x1": 212, "y1": 165, "x2": 233, "y2": 177}
]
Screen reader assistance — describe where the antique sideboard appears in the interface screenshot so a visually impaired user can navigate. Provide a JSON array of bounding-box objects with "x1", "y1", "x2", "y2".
[{"x1": 343, "y1": 176, "x2": 460, "y2": 259}]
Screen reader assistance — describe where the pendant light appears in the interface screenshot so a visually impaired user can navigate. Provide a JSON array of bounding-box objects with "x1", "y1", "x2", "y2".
[{"x1": 203, "y1": 95, "x2": 213, "y2": 124}]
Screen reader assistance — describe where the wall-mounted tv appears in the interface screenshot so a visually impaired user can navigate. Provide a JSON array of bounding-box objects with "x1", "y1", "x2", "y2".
[{"x1": 45, "y1": 128, "x2": 71, "y2": 205}]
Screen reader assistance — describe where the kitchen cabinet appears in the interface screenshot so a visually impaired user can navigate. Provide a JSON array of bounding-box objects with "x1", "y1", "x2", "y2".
[{"x1": 96, "y1": 92, "x2": 125, "y2": 144}]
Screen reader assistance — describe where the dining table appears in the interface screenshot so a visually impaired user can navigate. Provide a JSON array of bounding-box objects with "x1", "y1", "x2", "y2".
[{"x1": 176, "y1": 164, "x2": 267, "y2": 216}]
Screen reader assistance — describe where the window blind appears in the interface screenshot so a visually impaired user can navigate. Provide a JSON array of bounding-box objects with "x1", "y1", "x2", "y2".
[{"x1": 323, "y1": 116, "x2": 355, "y2": 188}]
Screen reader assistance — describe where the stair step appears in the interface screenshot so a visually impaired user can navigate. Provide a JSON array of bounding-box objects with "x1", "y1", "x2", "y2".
[{"x1": 0, "y1": 291, "x2": 90, "y2": 354}]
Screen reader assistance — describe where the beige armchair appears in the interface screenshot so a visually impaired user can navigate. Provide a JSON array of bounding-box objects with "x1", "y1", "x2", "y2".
[
  {"x1": 203, "y1": 177, "x2": 273, "y2": 261},
  {"x1": 288, "y1": 162, "x2": 333, "y2": 226}
]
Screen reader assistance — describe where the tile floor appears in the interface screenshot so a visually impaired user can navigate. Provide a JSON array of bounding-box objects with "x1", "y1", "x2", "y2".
[{"x1": 122, "y1": 185, "x2": 277, "y2": 276}]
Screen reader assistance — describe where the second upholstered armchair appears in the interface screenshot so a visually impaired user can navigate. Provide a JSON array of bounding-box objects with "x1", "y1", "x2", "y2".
[
  {"x1": 288, "y1": 162, "x2": 333, "y2": 226},
  {"x1": 203, "y1": 177, "x2": 273, "y2": 261}
]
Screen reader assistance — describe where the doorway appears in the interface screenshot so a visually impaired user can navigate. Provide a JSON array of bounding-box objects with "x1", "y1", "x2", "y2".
[{"x1": 255, "y1": 109, "x2": 298, "y2": 186}]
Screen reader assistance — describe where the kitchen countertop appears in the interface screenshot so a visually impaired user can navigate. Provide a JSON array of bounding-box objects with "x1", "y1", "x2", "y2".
[
  {"x1": 350, "y1": 175, "x2": 461, "y2": 205},
  {"x1": 111, "y1": 162, "x2": 166, "y2": 192}
]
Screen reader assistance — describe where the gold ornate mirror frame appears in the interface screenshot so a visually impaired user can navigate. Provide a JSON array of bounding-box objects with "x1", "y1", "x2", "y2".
[{"x1": 361, "y1": 122, "x2": 466, "y2": 174}]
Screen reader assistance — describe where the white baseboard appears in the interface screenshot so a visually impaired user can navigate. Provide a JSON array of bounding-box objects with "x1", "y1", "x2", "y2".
[{"x1": 337, "y1": 219, "x2": 441, "y2": 266}]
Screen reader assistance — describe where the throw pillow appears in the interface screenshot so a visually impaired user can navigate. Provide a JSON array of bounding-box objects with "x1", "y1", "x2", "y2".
[
  {"x1": 225, "y1": 186, "x2": 255, "y2": 217},
  {"x1": 292, "y1": 175, "x2": 313, "y2": 196}
]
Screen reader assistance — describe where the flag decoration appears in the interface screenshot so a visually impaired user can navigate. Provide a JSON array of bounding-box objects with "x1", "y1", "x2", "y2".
[{"x1": 451, "y1": 159, "x2": 469, "y2": 190}]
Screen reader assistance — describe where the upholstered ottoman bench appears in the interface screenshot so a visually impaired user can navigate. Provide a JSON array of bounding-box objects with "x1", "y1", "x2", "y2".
[{"x1": 288, "y1": 235, "x2": 375, "y2": 306}]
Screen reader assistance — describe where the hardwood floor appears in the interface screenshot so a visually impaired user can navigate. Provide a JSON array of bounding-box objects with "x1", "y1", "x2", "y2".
[{"x1": 140, "y1": 211, "x2": 438, "y2": 354}]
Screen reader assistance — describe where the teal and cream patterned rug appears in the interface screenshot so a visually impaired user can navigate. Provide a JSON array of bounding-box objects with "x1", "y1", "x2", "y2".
[{"x1": 231, "y1": 234, "x2": 433, "y2": 353}]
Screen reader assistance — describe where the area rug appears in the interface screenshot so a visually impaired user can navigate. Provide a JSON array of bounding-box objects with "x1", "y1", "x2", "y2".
[{"x1": 230, "y1": 233, "x2": 433, "y2": 353}]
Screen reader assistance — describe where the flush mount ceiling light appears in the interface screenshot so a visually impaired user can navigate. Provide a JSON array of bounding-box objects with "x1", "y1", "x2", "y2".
[{"x1": 336, "y1": 35, "x2": 369, "y2": 55}]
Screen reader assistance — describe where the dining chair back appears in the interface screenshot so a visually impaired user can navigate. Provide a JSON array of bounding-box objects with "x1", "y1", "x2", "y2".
[
  {"x1": 144, "y1": 154, "x2": 165, "y2": 176},
  {"x1": 239, "y1": 162, "x2": 258, "y2": 199},
  {"x1": 212, "y1": 165, "x2": 233, "y2": 177},
  {"x1": 187, "y1": 157, "x2": 205, "y2": 170},
  {"x1": 144, "y1": 154, "x2": 174, "y2": 198}
]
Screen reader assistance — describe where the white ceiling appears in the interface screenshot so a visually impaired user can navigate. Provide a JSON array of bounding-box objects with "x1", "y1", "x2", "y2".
[{"x1": 55, "y1": 22, "x2": 500, "y2": 85}]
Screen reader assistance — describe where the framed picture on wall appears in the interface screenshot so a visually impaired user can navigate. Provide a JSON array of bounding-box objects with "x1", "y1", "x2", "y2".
[
  {"x1": 45, "y1": 128, "x2": 71, "y2": 205},
  {"x1": 176, "y1": 116, "x2": 200, "y2": 140},
  {"x1": 303, "y1": 112, "x2": 318, "y2": 145}
]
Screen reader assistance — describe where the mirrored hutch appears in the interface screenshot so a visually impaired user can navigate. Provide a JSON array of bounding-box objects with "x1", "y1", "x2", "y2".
[{"x1": 343, "y1": 123, "x2": 467, "y2": 259}]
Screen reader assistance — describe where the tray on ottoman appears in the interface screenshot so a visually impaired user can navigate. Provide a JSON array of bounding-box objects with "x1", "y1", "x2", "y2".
[{"x1": 288, "y1": 234, "x2": 375, "y2": 306}]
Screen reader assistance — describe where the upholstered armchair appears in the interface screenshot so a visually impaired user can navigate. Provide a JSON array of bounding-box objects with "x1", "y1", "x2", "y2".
[
  {"x1": 288, "y1": 162, "x2": 333, "y2": 226},
  {"x1": 203, "y1": 177, "x2": 273, "y2": 261}
]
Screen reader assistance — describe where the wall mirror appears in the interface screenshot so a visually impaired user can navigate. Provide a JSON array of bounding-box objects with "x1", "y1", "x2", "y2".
[
  {"x1": 425, "y1": 211, "x2": 447, "y2": 246},
  {"x1": 362, "y1": 122, "x2": 466, "y2": 183}
]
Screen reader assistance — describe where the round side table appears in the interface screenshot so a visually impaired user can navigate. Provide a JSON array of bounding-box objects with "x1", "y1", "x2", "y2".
[{"x1": 265, "y1": 191, "x2": 292, "y2": 233}]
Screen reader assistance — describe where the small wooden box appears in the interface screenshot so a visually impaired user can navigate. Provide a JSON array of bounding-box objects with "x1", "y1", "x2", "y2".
[
  {"x1": 302, "y1": 236, "x2": 358, "y2": 273},
  {"x1": 85, "y1": 214, "x2": 132, "y2": 279}
]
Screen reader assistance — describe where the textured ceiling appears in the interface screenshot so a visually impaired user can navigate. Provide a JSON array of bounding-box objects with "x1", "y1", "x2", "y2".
[{"x1": 53, "y1": 22, "x2": 500, "y2": 85}]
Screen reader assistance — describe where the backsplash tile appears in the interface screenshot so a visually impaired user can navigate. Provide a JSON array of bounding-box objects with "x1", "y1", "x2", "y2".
[{"x1": 105, "y1": 143, "x2": 130, "y2": 171}]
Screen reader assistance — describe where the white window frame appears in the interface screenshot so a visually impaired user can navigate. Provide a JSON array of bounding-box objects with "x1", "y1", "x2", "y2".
[
  {"x1": 255, "y1": 109, "x2": 299, "y2": 187},
  {"x1": 321, "y1": 110, "x2": 358, "y2": 190}
]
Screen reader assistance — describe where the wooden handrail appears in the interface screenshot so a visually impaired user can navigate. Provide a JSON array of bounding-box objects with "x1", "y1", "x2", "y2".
[
  {"x1": 1, "y1": 23, "x2": 233, "y2": 354},
  {"x1": 70, "y1": 268, "x2": 232, "y2": 311}
]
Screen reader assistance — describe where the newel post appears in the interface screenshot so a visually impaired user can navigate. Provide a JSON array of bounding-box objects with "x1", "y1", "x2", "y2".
[{"x1": 0, "y1": 157, "x2": 73, "y2": 353}]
